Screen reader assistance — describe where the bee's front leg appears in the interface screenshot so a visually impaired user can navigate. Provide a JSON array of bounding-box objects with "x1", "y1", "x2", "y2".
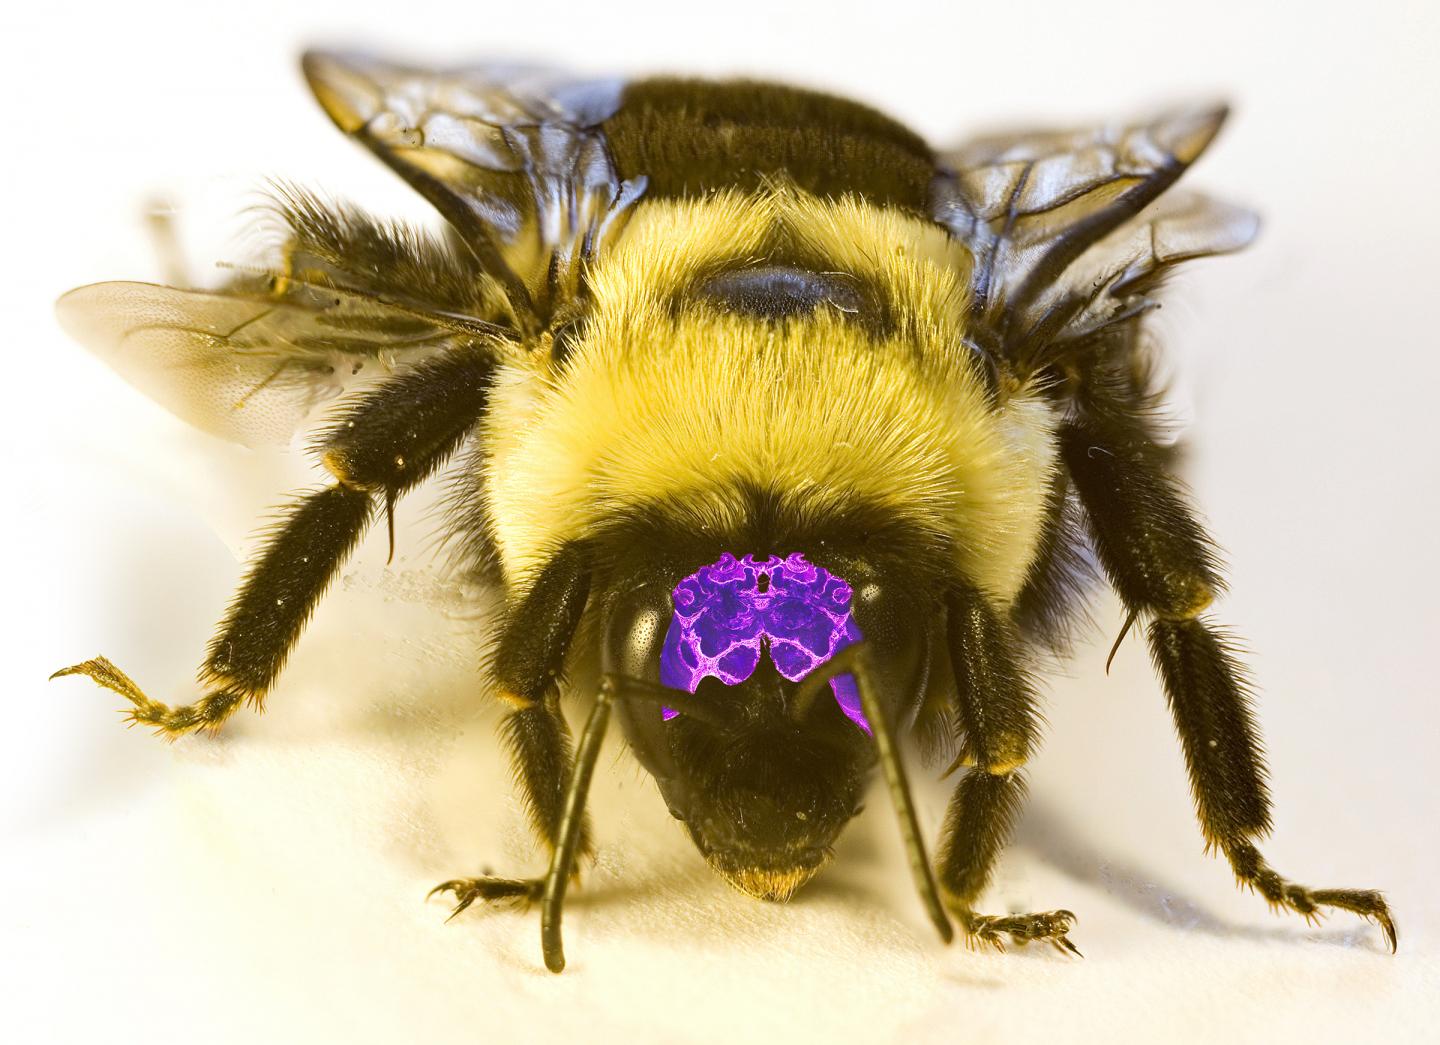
[
  {"x1": 935, "y1": 582, "x2": 1081, "y2": 956},
  {"x1": 429, "y1": 875, "x2": 544, "y2": 917},
  {"x1": 433, "y1": 543, "x2": 602, "y2": 972},
  {"x1": 432, "y1": 682, "x2": 612, "y2": 975}
]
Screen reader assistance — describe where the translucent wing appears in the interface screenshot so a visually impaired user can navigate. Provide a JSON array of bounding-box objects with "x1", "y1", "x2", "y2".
[
  {"x1": 931, "y1": 105, "x2": 1258, "y2": 361},
  {"x1": 1020, "y1": 188, "x2": 1258, "y2": 351},
  {"x1": 301, "y1": 51, "x2": 647, "y2": 330},
  {"x1": 58, "y1": 280, "x2": 463, "y2": 446}
]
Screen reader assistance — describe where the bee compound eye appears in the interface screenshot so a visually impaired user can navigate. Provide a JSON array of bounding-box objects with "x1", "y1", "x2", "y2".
[{"x1": 605, "y1": 599, "x2": 667, "y2": 681}]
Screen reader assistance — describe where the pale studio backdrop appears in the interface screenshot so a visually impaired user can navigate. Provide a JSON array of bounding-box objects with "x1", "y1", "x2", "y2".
[{"x1": 3, "y1": 2, "x2": 1437, "y2": 1042}]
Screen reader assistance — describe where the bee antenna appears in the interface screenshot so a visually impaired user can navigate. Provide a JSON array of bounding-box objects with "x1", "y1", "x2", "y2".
[
  {"x1": 790, "y1": 642, "x2": 868, "y2": 723},
  {"x1": 602, "y1": 673, "x2": 736, "y2": 727},
  {"x1": 541, "y1": 675, "x2": 615, "y2": 973},
  {"x1": 848, "y1": 647, "x2": 955, "y2": 945}
]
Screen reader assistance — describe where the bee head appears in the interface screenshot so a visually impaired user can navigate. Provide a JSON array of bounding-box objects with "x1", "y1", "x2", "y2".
[{"x1": 604, "y1": 550, "x2": 927, "y2": 901}]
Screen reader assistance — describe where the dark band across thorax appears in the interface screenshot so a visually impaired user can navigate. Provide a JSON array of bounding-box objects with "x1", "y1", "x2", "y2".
[{"x1": 602, "y1": 78, "x2": 938, "y2": 212}]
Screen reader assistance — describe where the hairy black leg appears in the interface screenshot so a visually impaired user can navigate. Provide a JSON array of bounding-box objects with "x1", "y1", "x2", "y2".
[
  {"x1": 432, "y1": 544, "x2": 598, "y2": 933},
  {"x1": 1059, "y1": 407, "x2": 1221, "y2": 622},
  {"x1": 936, "y1": 582, "x2": 1079, "y2": 955},
  {"x1": 1062, "y1": 397, "x2": 1396, "y2": 951},
  {"x1": 1010, "y1": 470, "x2": 1095, "y2": 654},
  {"x1": 53, "y1": 343, "x2": 498, "y2": 736},
  {"x1": 1149, "y1": 618, "x2": 1396, "y2": 949},
  {"x1": 493, "y1": 542, "x2": 595, "y2": 852},
  {"x1": 53, "y1": 484, "x2": 373, "y2": 735},
  {"x1": 316, "y1": 343, "x2": 496, "y2": 499},
  {"x1": 499, "y1": 704, "x2": 580, "y2": 852},
  {"x1": 426, "y1": 876, "x2": 544, "y2": 918},
  {"x1": 432, "y1": 672, "x2": 613, "y2": 974}
]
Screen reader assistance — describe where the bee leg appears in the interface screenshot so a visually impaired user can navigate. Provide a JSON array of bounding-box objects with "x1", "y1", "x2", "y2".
[
  {"x1": 491, "y1": 542, "x2": 595, "y2": 854},
  {"x1": 428, "y1": 876, "x2": 544, "y2": 917},
  {"x1": 52, "y1": 484, "x2": 373, "y2": 736},
  {"x1": 1061, "y1": 396, "x2": 1396, "y2": 952},
  {"x1": 935, "y1": 582, "x2": 1081, "y2": 956},
  {"x1": 430, "y1": 700, "x2": 589, "y2": 928},
  {"x1": 432, "y1": 543, "x2": 602, "y2": 972},
  {"x1": 434, "y1": 677, "x2": 612, "y2": 974},
  {"x1": 1149, "y1": 619, "x2": 1397, "y2": 950},
  {"x1": 53, "y1": 344, "x2": 497, "y2": 738}
]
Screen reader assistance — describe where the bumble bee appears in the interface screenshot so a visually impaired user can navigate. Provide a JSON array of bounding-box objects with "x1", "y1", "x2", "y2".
[{"x1": 53, "y1": 52, "x2": 1396, "y2": 973}]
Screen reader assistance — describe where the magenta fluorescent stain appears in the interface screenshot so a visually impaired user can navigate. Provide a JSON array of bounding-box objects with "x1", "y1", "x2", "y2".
[{"x1": 659, "y1": 553, "x2": 869, "y2": 732}]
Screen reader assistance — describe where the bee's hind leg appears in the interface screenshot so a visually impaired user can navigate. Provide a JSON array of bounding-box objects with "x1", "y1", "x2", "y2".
[
  {"x1": 1061, "y1": 379, "x2": 1396, "y2": 951},
  {"x1": 935, "y1": 582, "x2": 1081, "y2": 956},
  {"x1": 52, "y1": 344, "x2": 497, "y2": 738},
  {"x1": 52, "y1": 483, "x2": 373, "y2": 737},
  {"x1": 1148, "y1": 618, "x2": 1397, "y2": 950}
]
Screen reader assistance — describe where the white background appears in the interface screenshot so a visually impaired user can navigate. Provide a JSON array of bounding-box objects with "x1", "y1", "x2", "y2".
[{"x1": 4, "y1": 2, "x2": 1437, "y2": 1042}]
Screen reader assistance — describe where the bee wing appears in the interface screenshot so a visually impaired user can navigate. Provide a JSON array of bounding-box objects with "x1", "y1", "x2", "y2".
[
  {"x1": 58, "y1": 281, "x2": 460, "y2": 446},
  {"x1": 301, "y1": 51, "x2": 646, "y2": 327},
  {"x1": 932, "y1": 105, "x2": 1258, "y2": 358}
]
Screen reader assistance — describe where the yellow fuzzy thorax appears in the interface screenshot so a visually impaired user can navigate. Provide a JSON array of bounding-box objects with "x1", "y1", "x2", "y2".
[{"x1": 481, "y1": 188, "x2": 1058, "y2": 601}]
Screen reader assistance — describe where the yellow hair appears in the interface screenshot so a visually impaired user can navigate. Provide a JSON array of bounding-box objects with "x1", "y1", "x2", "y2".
[{"x1": 481, "y1": 188, "x2": 1058, "y2": 602}]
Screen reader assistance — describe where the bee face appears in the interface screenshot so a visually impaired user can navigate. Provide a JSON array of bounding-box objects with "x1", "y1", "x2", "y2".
[{"x1": 605, "y1": 548, "x2": 925, "y2": 899}]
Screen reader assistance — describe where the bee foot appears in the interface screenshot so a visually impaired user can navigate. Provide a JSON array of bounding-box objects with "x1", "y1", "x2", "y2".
[
  {"x1": 1225, "y1": 842, "x2": 1397, "y2": 953},
  {"x1": 960, "y1": 908, "x2": 1081, "y2": 957},
  {"x1": 428, "y1": 875, "x2": 545, "y2": 921},
  {"x1": 50, "y1": 655, "x2": 242, "y2": 738}
]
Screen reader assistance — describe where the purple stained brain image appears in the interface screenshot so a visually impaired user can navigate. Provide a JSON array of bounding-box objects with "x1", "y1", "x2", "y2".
[{"x1": 658, "y1": 553, "x2": 870, "y2": 732}]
